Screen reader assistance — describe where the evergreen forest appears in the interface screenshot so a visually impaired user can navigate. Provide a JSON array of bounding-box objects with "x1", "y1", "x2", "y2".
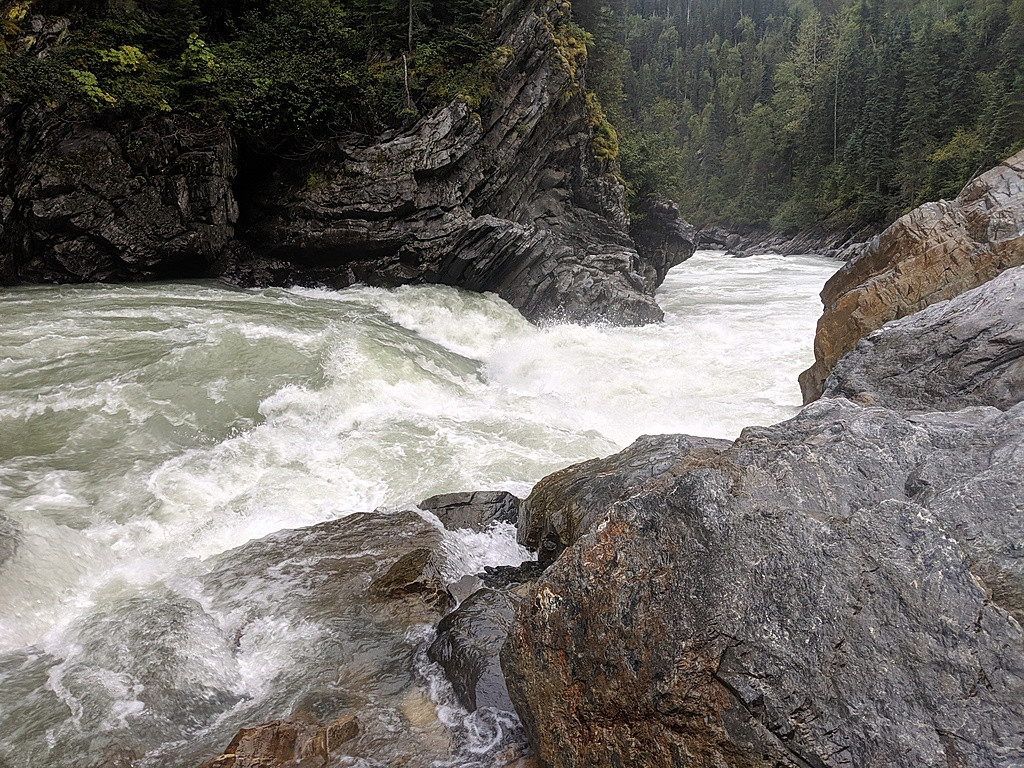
[
  {"x1": 1, "y1": 0, "x2": 1023, "y2": 231},
  {"x1": 575, "y1": 0, "x2": 1024, "y2": 230}
]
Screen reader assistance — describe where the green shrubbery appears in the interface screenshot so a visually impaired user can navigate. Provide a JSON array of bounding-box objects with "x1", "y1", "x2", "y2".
[{"x1": 0, "y1": 0, "x2": 499, "y2": 152}]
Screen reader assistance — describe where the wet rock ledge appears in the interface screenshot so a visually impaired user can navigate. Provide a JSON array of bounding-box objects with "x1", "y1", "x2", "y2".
[{"x1": 0, "y1": 0, "x2": 695, "y2": 326}]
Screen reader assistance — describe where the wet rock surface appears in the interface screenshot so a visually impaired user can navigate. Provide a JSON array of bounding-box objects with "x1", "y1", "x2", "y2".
[
  {"x1": 824, "y1": 265, "x2": 1024, "y2": 412},
  {"x1": 698, "y1": 223, "x2": 875, "y2": 260},
  {"x1": 800, "y1": 149, "x2": 1024, "y2": 402},
  {"x1": 428, "y1": 588, "x2": 521, "y2": 713},
  {"x1": 629, "y1": 197, "x2": 697, "y2": 288},
  {"x1": 197, "y1": 715, "x2": 359, "y2": 768},
  {"x1": 1, "y1": 108, "x2": 237, "y2": 283},
  {"x1": 420, "y1": 490, "x2": 520, "y2": 532},
  {"x1": 502, "y1": 399, "x2": 1024, "y2": 768},
  {"x1": 183, "y1": 509, "x2": 456, "y2": 768},
  {"x1": 0, "y1": 1, "x2": 693, "y2": 326}
]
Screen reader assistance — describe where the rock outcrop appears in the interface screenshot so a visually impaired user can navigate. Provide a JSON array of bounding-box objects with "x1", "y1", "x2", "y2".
[
  {"x1": 800, "y1": 150, "x2": 1024, "y2": 402},
  {"x1": 698, "y1": 223, "x2": 875, "y2": 260},
  {"x1": 516, "y1": 433, "x2": 729, "y2": 555},
  {"x1": 1, "y1": 107, "x2": 237, "y2": 283},
  {"x1": 224, "y1": 0, "x2": 690, "y2": 324},
  {"x1": 502, "y1": 399, "x2": 1024, "y2": 768},
  {"x1": 824, "y1": 265, "x2": 1024, "y2": 411},
  {"x1": 0, "y1": 0, "x2": 695, "y2": 325}
]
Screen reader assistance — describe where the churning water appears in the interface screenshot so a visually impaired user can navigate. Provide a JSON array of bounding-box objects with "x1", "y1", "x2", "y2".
[{"x1": 0, "y1": 251, "x2": 839, "y2": 767}]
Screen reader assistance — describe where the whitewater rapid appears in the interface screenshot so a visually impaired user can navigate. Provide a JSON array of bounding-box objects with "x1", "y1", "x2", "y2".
[{"x1": 0, "y1": 251, "x2": 839, "y2": 766}]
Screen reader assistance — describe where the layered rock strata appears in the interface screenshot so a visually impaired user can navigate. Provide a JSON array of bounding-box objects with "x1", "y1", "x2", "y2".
[
  {"x1": 0, "y1": 0, "x2": 695, "y2": 325},
  {"x1": 800, "y1": 149, "x2": 1024, "y2": 401}
]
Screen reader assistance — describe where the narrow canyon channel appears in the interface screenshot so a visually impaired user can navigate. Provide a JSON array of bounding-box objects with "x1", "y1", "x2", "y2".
[{"x1": 0, "y1": 251, "x2": 840, "y2": 767}]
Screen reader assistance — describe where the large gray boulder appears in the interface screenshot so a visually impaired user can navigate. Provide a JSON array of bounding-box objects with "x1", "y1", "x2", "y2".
[
  {"x1": 502, "y1": 399, "x2": 1024, "y2": 768},
  {"x1": 824, "y1": 265, "x2": 1024, "y2": 411},
  {"x1": 800, "y1": 150, "x2": 1024, "y2": 402}
]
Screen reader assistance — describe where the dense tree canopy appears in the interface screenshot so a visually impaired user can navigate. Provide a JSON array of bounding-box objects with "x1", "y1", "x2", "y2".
[
  {"x1": 575, "y1": 0, "x2": 1024, "y2": 229},
  {"x1": 1, "y1": 0, "x2": 1021, "y2": 229},
  {"x1": 0, "y1": 0, "x2": 497, "y2": 152}
]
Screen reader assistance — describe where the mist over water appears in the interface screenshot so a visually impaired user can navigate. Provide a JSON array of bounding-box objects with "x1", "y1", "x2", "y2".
[{"x1": 0, "y1": 251, "x2": 839, "y2": 766}]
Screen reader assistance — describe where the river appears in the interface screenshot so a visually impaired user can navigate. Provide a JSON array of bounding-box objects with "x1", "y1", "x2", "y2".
[{"x1": 0, "y1": 251, "x2": 839, "y2": 767}]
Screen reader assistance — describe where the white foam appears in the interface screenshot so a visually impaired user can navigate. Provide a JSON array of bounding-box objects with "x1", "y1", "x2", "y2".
[{"x1": 0, "y1": 253, "x2": 840, "y2": 765}]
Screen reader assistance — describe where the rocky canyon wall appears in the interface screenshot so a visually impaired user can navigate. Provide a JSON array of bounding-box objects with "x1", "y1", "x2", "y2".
[{"x1": 0, "y1": 0, "x2": 694, "y2": 325}]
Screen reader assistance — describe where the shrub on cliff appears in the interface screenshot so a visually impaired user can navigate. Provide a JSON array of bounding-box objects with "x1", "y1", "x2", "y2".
[{"x1": 0, "y1": 0, "x2": 500, "y2": 152}]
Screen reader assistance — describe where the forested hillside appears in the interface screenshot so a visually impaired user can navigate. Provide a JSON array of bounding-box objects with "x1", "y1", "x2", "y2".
[
  {"x1": 575, "y1": 0, "x2": 1024, "y2": 230},
  {"x1": 0, "y1": 0, "x2": 497, "y2": 153}
]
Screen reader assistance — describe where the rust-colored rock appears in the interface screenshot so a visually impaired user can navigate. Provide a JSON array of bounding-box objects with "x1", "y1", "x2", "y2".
[
  {"x1": 197, "y1": 715, "x2": 359, "y2": 768},
  {"x1": 800, "y1": 149, "x2": 1024, "y2": 402}
]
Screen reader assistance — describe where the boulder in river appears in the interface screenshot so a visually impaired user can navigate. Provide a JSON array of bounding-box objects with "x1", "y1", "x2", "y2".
[
  {"x1": 502, "y1": 399, "x2": 1024, "y2": 767},
  {"x1": 800, "y1": 149, "x2": 1024, "y2": 402},
  {"x1": 823, "y1": 265, "x2": 1024, "y2": 411},
  {"x1": 428, "y1": 588, "x2": 521, "y2": 713},
  {"x1": 516, "y1": 433, "x2": 730, "y2": 553},
  {"x1": 197, "y1": 715, "x2": 359, "y2": 768},
  {"x1": 183, "y1": 509, "x2": 457, "y2": 767},
  {"x1": 419, "y1": 490, "x2": 521, "y2": 532}
]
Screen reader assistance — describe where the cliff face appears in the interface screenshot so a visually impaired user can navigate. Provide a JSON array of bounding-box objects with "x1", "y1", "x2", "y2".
[
  {"x1": 0, "y1": 105, "x2": 238, "y2": 283},
  {"x1": 799, "y1": 149, "x2": 1024, "y2": 402},
  {"x1": 0, "y1": 1, "x2": 694, "y2": 325}
]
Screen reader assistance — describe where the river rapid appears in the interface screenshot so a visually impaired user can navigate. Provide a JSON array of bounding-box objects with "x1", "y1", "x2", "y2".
[{"x1": 0, "y1": 251, "x2": 839, "y2": 767}]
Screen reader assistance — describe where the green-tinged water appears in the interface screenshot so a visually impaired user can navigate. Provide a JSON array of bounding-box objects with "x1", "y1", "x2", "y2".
[{"x1": 0, "y1": 251, "x2": 840, "y2": 767}]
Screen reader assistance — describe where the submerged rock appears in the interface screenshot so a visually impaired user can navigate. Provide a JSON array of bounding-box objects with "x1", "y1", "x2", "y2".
[
  {"x1": 197, "y1": 715, "x2": 359, "y2": 768},
  {"x1": 800, "y1": 149, "x2": 1024, "y2": 402},
  {"x1": 824, "y1": 265, "x2": 1024, "y2": 411},
  {"x1": 502, "y1": 400, "x2": 1024, "y2": 767},
  {"x1": 184, "y1": 509, "x2": 456, "y2": 768}
]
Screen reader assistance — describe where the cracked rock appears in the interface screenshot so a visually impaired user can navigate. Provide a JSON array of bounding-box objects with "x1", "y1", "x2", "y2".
[{"x1": 502, "y1": 399, "x2": 1024, "y2": 768}]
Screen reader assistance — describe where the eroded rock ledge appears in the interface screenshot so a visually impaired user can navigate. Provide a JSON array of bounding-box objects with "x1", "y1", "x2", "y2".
[
  {"x1": 799, "y1": 149, "x2": 1024, "y2": 402},
  {"x1": 0, "y1": 0, "x2": 695, "y2": 325}
]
